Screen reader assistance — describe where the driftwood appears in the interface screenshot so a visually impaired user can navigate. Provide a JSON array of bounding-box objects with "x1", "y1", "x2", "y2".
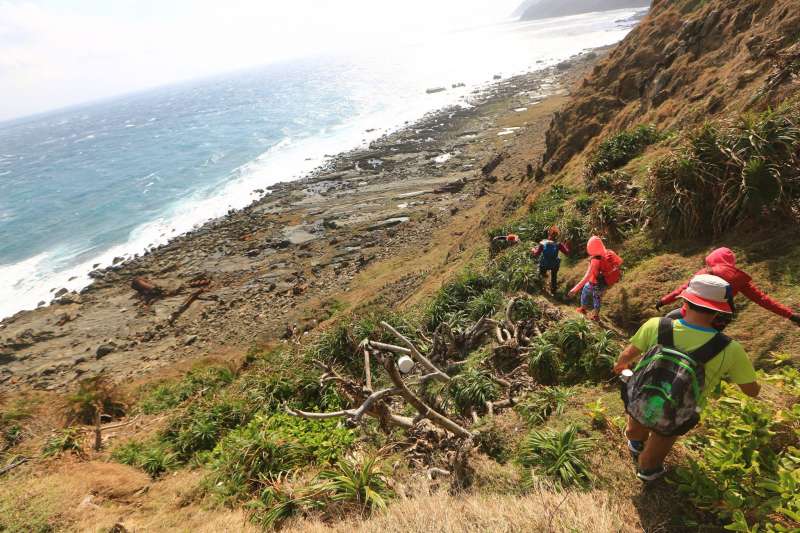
[
  {"x1": 434, "y1": 178, "x2": 467, "y2": 194},
  {"x1": 168, "y1": 289, "x2": 205, "y2": 324},
  {"x1": 481, "y1": 152, "x2": 508, "y2": 176},
  {"x1": 131, "y1": 277, "x2": 164, "y2": 303}
]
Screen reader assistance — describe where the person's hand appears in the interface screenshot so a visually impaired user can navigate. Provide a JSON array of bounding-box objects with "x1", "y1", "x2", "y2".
[
  {"x1": 613, "y1": 361, "x2": 628, "y2": 375},
  {"x1": 568, "y1": 289, "x2": 577, "y2": 298},
  {"x1": 655, "y1": 300, "x2": 663, "y2": 311},
  {"x1": 791, "y1": 313, "x2": 800, "y2": 327}
]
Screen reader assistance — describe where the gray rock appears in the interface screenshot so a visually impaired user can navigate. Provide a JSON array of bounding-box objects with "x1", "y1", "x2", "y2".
[
  {"x1": 184, "y1": 335, "x2": 198, "y2": 346},
  {"x1": 96, "y1": 344, "x2": 115, "y2": 359},
  {"x1": 54, "y1": 288, "x2": 68, "y2": 298},
  {"x1": 366, "y1": 217, "x2": 410, "y2": 231}
]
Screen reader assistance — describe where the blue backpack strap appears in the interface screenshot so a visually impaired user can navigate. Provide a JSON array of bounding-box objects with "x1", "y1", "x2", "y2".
[{"x1": 657, "y1": 317, "x2": 674, "y2": 347}]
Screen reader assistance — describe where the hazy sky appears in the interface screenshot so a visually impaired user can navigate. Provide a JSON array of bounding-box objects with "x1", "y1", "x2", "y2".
[{"x1": 0, "y1": 0, "x2": 522, "y2": 121}]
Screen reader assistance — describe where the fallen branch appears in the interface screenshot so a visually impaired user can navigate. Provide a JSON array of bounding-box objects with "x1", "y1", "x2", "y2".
[
  {"x1": 0, "y1": 456, "x2": 27, "y2": 476},
  {"x1": 383, "y1": 356, "x2": 472, "y2": 438},
  {"x1": 379, "y1": 322, "x2": 449, "y2": 382},
  {"x1": 168, "y1": 289, "x2": 205, "y2": 324}
]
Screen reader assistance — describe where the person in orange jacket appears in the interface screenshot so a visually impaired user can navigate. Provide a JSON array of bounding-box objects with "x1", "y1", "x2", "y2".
[{"x1": 657, "y1": 247, "x2": 800, "y2": 330}]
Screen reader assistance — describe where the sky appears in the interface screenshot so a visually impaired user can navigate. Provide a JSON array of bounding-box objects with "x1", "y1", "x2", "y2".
[{"x1": 0, "y1": 0, "x2": 522, "y2": 121}]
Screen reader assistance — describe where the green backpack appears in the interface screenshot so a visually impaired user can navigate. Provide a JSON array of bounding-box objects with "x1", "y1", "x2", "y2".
[{"x1": 624, "y1": 318, "x2": 730, "y2": 436}]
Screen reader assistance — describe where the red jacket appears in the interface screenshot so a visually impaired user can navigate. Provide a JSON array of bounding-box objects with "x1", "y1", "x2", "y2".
[{"x1": 660, "y1": 247, "x2": 795, "y2": 319}]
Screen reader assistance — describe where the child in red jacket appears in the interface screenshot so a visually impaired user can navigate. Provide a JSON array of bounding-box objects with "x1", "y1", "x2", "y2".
[
  {"x1": 657, "y1": 247, "x2": 800, "y2": 329},
  {"x1": 568, "y1": 236, "x2": 622, "y2": 321}
]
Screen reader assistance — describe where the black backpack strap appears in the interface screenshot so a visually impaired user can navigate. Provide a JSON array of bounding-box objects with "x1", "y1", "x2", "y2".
[
  {"x1": 691, "y1": 333, "x2": 732, "y2": 364},
  {"x1": 657, "y1": 317, "x2": 674, "y2": 347}
]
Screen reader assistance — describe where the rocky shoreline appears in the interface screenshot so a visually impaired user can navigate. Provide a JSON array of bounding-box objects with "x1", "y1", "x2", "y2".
[{"x1": 0, "y1": 52, "x2": 602, "y2": 391}]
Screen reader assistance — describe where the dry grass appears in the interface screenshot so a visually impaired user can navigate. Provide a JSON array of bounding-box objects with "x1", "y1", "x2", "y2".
[{"x1": 284, "y1": 484, "x2": 638, "y2": 533}]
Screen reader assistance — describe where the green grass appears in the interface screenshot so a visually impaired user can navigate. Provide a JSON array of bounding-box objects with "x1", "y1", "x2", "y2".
[
  {"x1": 586, "y1": 124, "x2": 661, "y2": 177},
  {"x1": 42, "y1": 427, "x2": 83, "y2": 458},
  {"x1": 137, "y1": 364, "x2": 236, "y2": 415}
]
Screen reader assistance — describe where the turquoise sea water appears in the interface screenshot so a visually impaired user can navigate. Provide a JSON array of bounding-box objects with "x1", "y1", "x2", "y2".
[{"x1": 0, "y1": 9, "x2": 644, "y2": 318}]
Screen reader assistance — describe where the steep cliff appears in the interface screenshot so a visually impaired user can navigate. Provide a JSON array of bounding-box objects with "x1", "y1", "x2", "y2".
[{"x1": 539, "y1": 0, "x2": 800, "y2": 174}]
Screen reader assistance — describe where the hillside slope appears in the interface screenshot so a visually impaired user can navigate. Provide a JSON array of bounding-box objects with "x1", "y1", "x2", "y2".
[
  {"x1": 539, "y1": 0, "x2": 800, "y2": 174},
  {"x1": 2, "y1": 2, "x2": 800, "y2": 533}
]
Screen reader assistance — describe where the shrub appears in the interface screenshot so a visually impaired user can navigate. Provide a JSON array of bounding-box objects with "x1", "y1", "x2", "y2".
[
  {"x1": 527, "y1": 337, "x2": 562, "y2": 385},
  {"x1": 508, "y1": 296, "x2": 541, "y2": 323},
  {"x1": 586, "y1": 124, "x2": 660, "y2": 177},
  {"x1": 518, "y1": 425, "x2": 595, "y2": 489},
  {"x1": 466, "y1": 288, "x2": 504, "y2": 320},
  {"x1": 493, "y1": 248, "x2": 543, "y2": 294},
  {"x1": 316, "y1": 456, "x2": 393, "y2": 515},
  {"x1": 646, "y1": 108, "x2": 800, "y2": 239},
  {"x1": 447, "y1": 368, "x2": 501, "y2": 414},
  {"x1": 137, "y1": 364, "x2": 236, "y2": 414},
  {"x1": 42, "y1": 427, "x2": 84, "y2": 457},
  {"x1": 488, "y1": 185, "x2": 574, "y2": 249},
  {"x1": 64, "y1": 375, "x2": 126, "y2": 425},
  {"x1": 673, "y1": 384, "x2": 800, "y2": 530},
  {"x1": 516, "y1": 387, "x2": 571, "y2": 425},
  {"x1": 208, "y1": 413, "x2": 354, "y2": 502},
  {"x1": 552, "y1": 319, "x2": 594, "y2": 360},
  {"x1": 111, "y1": 439, "x2": 177, "y2": 478},
  {"x1": 247, "y1": 472, "x2": 323, "y2": 530},
  {"x1": 425, "y1": 270, "x2": 496, "y2": 329},
  {"x1": 164, "y1": 396, "x2": 251, "y2": 460}
]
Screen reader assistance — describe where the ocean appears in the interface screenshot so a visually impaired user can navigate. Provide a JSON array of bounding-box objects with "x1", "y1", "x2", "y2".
[{"x1": 0, "y1": 9, "x2": 644, "y2": 319}]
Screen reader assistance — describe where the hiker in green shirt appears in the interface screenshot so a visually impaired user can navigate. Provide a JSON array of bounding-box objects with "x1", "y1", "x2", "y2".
[{"x1": 613, "y1": 274, "x2": 760, "y2": 481}]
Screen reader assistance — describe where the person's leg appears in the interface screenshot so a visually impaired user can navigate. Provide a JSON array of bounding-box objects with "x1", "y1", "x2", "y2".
[
  {"x1": 638, "y1": 432, "x2": 679, "y2": 471},
  {"x1": 579, "y1": 283, "x2": 593, "y2": 313},
  {"x1": 625, "y1": 415, "x2": 649, "y2": 442},
  {"x1": 550, "y1": 268, "x2": 558, "y2": 294},
  {"x1": 590, "y1": 286, "x2": 604, "y2": 320}
]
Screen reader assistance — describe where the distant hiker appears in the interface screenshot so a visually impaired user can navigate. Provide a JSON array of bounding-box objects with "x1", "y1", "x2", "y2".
[
  {"x1": 531, "y1": 225, "x2": 571, "y2": 293},
  {"x1": 493, "y1": 233, "x2": 520, "y2": 245},
  {"x1": 656, "y1": 247, "x2": 800, "y2": 330},
  {"x1": 615, "y1": 274, "x2": 760, "y2": 481},
  {"x1": 568, "y1": 236, "x2": 623, "y2": 321}
]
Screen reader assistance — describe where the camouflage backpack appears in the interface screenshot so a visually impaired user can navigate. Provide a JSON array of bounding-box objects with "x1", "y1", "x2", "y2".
[{"x1": 624, "y1": 318, "x2": 730, "y2": 436}]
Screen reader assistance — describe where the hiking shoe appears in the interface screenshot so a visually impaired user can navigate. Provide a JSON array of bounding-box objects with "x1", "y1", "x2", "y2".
[
  {"x1": 637, "y1": 465, "x2": 666, "y2": 482},
  {"x1": 576, "y1": 306, "x2": 587, "y2": 315},
  {"x1": 627, "y1": 440, "x2": 644, "y2": 463}
]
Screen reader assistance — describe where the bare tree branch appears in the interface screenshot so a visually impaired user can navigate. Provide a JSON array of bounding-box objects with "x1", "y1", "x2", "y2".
[
  {"x1": 383, "y1": 356, "x2": 472, "y2": 438},
  {"x1": 379, "y1": 322, "x2": 450, "y2": 382}
]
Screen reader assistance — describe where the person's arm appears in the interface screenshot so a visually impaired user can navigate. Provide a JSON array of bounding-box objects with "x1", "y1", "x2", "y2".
[
  {"x1": 569, "y1": 261, "x2": 594, "y2": 295},
  {"x1": 737, "y1": 382, "x2": 760, "y2": 398},
  {"x1": 659, "y1": 280, "x2": 690, "y2": 307},
  {"x1": 725, "y1": 341, "x2": 760, "y2": 397},
  {"x1": 531, "y1": 245, "x2": 542, "y2": 257},
  {"x1": 613, "y1": 344, "x2": 643, "y2": 374},
  {"x1": 739, "y1": 280, "x2": 796, "y2": 320},
  {"x1": 559, "y1": 242, "x2": 571, "y2": 255}
]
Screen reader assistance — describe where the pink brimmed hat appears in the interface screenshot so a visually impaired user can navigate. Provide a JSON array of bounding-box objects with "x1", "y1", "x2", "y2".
[{"x1": 679, "y1": 274, "x2": 732, "y2": 314}]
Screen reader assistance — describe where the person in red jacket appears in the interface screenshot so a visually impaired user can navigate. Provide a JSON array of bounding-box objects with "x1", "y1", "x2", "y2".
[{"x1": 657, "y1": 247, "x2": 800, "y2": 330}]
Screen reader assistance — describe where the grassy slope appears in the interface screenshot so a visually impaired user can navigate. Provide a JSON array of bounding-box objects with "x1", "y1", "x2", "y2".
[{"x1": 3, "y1": 1, "x2": 800, "y2": 532}]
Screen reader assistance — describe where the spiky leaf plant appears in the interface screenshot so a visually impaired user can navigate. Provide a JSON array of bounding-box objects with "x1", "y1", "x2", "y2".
[{"x1": 518, "y1": 425, "x2": 595, "y2": 489}]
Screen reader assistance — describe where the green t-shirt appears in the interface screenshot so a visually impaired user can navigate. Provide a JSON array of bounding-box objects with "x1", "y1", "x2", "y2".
[{"x1": 630, "y1": 317, "x2": 757, "y2": 400}]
